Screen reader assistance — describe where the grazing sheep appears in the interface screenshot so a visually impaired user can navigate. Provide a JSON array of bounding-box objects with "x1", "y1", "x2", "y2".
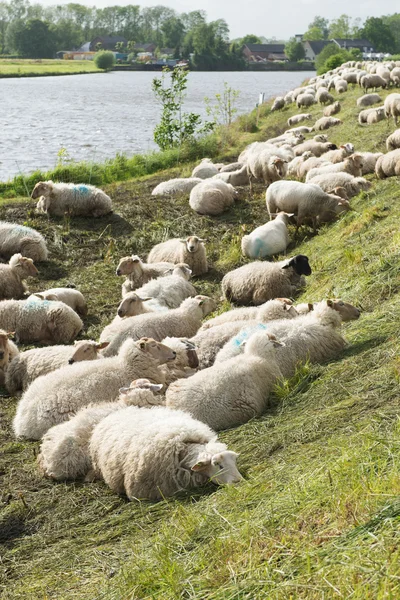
[
  {"x1": 13, "y1": 337, "x2": 176, "y2": 440},
  {"x1": 386, "y1": 129, "x2": 400, "y2": 151},
  {"x1": 335, "y1": 79, "x2": 348, "y2": 93},
  {"x1": 0, "y1": 254, "x2": 38, "y2": 300},
  {"x1": 323, "y1": 143, "x2": 355, "y2": 164},
  {"x1": 191, "y1": 158, "x2": 219, "y2": 179},
  {"x1": 5, "y1": 340, "x2": 108, "y2": 395},
  {"x1": 241, "y1": 212, "x2": 291, "y2": 259},
  {"x1": 357, "y1": 93, "x2": 382, "y2": 107},
  {"x1": 287, "y1": 114, "x2": 312, "y2": 127},
  {"x1": 296, "y1": 93, "x2": 316, "y2": 108},
  {"x1": 384, "y1": 93, "x2": 400, "y2": 125},
  {"x1": 313, "y1": 117, "x2": 343, "y2": 131},
  {"x1": 390, "y1": 67, "x2": 400, "y2": 87},
  {"x1": 151, "y1": 178, "x2": 202, "y2": 196},
  {"x1": 309, "y1": 173, "x2": 371, "y2": 198},
  {"x1": 89, "y1": 405, "x2": 241, "y2": 501},
  {"x1": 100, "y1": 296, "x2": 216, "y2": 357},
  {"x1": 213, "y1": 165, "x2": 248, "y2": 186},
  {"x1": 166, "y1": 331, "x2": 284, "y2": 431},
  {"x1": 189, "y1": 179, "x2": 236, "y2": 216},
  {"x1": 0, "y1": 298, "x2": 82, "y2": 345},
  {"x1": 294, "y1": 141, "x2": 337, "y2": 157},
  {"x1": 266, "y1": 181, "x2": 350, "y2": 230},
  {"x1": 342, "y1": 72, "x2": 358, "y2": 85},
  {"x1": 0, "y1": 221, "x2": 48, "y2": 262},
  {"x1": 366, "y1": 107, "x2": 385, "y2": 124},
  {"x1": 360, "y1": 74, "x2": 387, "y2": 93},
  {"x1": 247, "y1": 153, "x2": 287, "y2": 189},
  {"x1": 116, "y1": 255, "x2": 174, "y2": 297},
  {"x1": 375, "y1": 149, "x2": 400, "y2": 178},
  {"x1": 30, "y1": 287, "x2": 87, "y2": 316},
  {"x1": 323, "y1": 101, "x2": 341, "y2": 117},
  {"x1": 0, "y1": 330, "x2": 19, "y2": 386},
  {"x1": 147, "y1": 236, "x2": 207, "y2": 276},
  {"x1": 32, "y1": 181, "x2": 112, "y2": 217},
  {"x1": 221, "y1": 255, "x2": 312, "y2": 305},
  {"x1": 37, "y1": 379, "x2": 164, "y2": 481},
  {"x1": 271, "y1": 96, "x2": 285, "y2": 111},
  {"x1": 200, "y1": 298, "x2": 297, "y2": 331},
  {"x1": 316, "y1": 88, "x2": 334, "y2": 105},
  {"x1": 284, "y1": 91, "x2": 295, "y2": 105},
  {"x1": 159, "y1": 337, "x2": 199, "y2": 387},
  {"x1": 306, "y1": 154, "x2": 364, "y2": 182}
]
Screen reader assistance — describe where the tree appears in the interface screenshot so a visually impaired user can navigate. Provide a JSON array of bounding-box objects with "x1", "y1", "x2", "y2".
[
  {"x1": 115, "y1": 41, "x2": 126, "y2": 52},
  {"x1": 162, "y1": 16, "x2": 185, "y2": 50},
  {"x1": 284, "y1": 37, "x2": 306, "y2": 62},
  {"x1": 362, "y1": 17, "x2": 396, "y2": 53},
  {"x1": 5, "y1": 18, "x2": 56, "y2": 57},
  {"x1": 308, "y1": 16, "x2": 329, "y2": 39},
  {"x1": 303, "y1": 27, "x2": 324, "y2": 41},
  {"x1": 127, "y1": 40, "x2": 136, "y2": 52},
  {"x1": 94, "y1": 50, "x2": 116, "y2": 71},
  {"x1": 241, "y1": 34, "x2": 262, "y2": 45},
  {"x1": 329, "y1": 14, "x2": 355, "y2": 39},
  {"x1": 95, "y1": 42, "x2": 103, "y2": 51},
  {"x1": 383, "y1": 14, "x2": 400, "y2": 54}
]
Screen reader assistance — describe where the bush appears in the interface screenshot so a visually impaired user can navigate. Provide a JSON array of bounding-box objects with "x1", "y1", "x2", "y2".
[
  {"x1": 325, "y1": 54, "x2": 349, "y2": 71},
  {"x1": 94, "y1": 51, "x2": 116, "y2": 71}
]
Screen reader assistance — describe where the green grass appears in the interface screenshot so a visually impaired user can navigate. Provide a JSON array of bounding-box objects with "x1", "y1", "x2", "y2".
[
  {"x1": 2, "y1": 83, "x2": 400, "y2": 599},
  {"x1": 0, "y1": 58, "x2": 100, "y2": 78}
]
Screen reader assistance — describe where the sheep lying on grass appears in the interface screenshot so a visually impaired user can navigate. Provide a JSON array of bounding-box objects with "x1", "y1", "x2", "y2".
[
  {"x1": 151, "y1": 178, "x2": 202, "y2": 196},
  {"x1": 116, "y1": 255, "x2": 174, "y2": 296},
  {"x1": 313, "y1": 117, "x2": 342, "y2": 131},
  {"x1": 147, "y1": 236, "x2": 207, "y2": 276},
  {"x1": 191, "y1": 158, "x2": 219, "y2": 179},
  {"x1": 38, "y1": 379, "x2": 164, "y2": 481},
  {"x1": 5, "y1": 340, "x2": 108, "y2": 395},
  {"x1": 0, "y1": 254, "x2": 38, "y2": 300},
  {"x1": 213, "y1": 165, "x2": 248, "y2": 186},
  {"x1": 356, "y1": 93, "x2": 382, "y2": 107},
  {"x1": 309, "y1": 173, "x2": 370, "y2": 198},
  {"x1": 323, "y1": 101, "x2": 341, "y2": 117},
  {"x1": 305, "y1": 154, "x2": 363, "y2": 182},
  {"x1": 133, "y1": 264, "x2": 195, "y2": 311},
  {"x1": 386, "y1": 129, "x2": 400, "y2": 151},
  {"x1": 0, "y1": 330, "x2": 19, "y2": 386},
  {"x1": 29, "y1": 287, "x2": 87, "y2": 315},
  {"x1": 13, "y1": 337, "x2": 176, "y2": 440},
  {"x1": 221, "y1": 256, "x2": 312, "y2": 306},
  {"x1": 0, "y1": 221, "x2": 48, "y2": 262},
  {"x1": 89, "y1": 405, "x2": 242, "y2": 500},
  {"x1": 159, "y1": 337, "x2": 199, "y2": 387},
  {"x1": 287, "y1": 114, "x2": 312, "y2": 126},
  {"x1": 189, "y1": 179, "x2": 237, "y2": 216},
  {"x1": 32, "y1": 181, "x2": 112, "y2": 217},
  {"x1": 294, "y1": 141, "x2": 337, "y2": 157},
  {"x1": 375, "y1": 149, "x2": 400, "y2": 178},
  {"x1": 241, "y1": 213, "x2": 291, "y2": 259},
  {"x1": 200, "y1": 298, "x2": 297, "y2": 331}
]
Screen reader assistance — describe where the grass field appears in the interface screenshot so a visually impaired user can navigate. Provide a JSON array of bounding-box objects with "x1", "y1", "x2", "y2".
[
  {"x1": 1, "y1": 84, "x2": 400, "y2": 599},
  {"x1": 0, "y1": 59, "x2": 100, "y2": 77}
]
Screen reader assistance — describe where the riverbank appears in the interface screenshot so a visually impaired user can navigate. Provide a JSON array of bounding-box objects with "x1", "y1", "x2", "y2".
[{"x1": 0, "y1": 59, "x2": 100, "y2": 77}]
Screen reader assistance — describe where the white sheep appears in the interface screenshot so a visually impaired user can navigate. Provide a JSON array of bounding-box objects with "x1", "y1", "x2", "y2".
[
  {"x1": 375, "y1": 149, "x2": 400, "y2": 178},
  {"x1": 89, "y1": 405, "x2": 241, "y2": 500},
  {"x1": 357, "y1": 152, "x2": 383, "y2": 175},
  {"x1": 5, "y1": 339, "x2": 108, "y2": 395},
  {"x1": 100, "y1": 295, "x2": 216, "y2": 357},
  {"x1": 37, "y1": 379, "x2": 164, "y2": 481},
  {"x1": 151, "y1": 178, "x2": 202, "y2": 196},
  {"x1": 335, "y1": 79, "x2": 348, "y2": 93},
  {"x1": 0, "y1": 221, "x2": 48, "y2": 262},
  {"x1": 221, "y1": 255, "x2": 312, "y2": 306},
  {"x1": 219, "y1": 162, "x2": 242, "y2": 173},
  {"x1": 305, "y1": 154, "x2": 363, "y2": 182},
  {"x1": 189, "y1": 179, "x2": 236, "y2": 216},
  {"x1": 390, "y1": 67, "x2": 400, "y2": 86},
  {"x1": 246, "y1": 152, "x2": 287, "y2": 189},
  {"x1": 13, "y1": 337, "x2": 176, "y2": 440},
  {"x1": 166, "y1": 331, "x2": 283, "y2": 431},
  {"x1": 386, "y1": 129, "x2": 400, "y2": 151},
  {"x1": 0, "y1": 330, "x2": 19, "y2": 386},
  {"x1": 323, "y1": 101, "x2": 341, "y2": 117},
  {"x1": 296, "y1": 93, "x2": 316, "y2": 108},
  {"x1": 200, "y1": 298, "x2": 298, "y2": 331},
  {"x1": 323, "y1": 143, "x2": 355, "y2": 164},
  {"x1": 213, "y1": 165, "x2": 248, "y2": 186},
  {"x1": 287, "y1": 114, "x2": 312, "y2": 127},
  {"x1": 309, "y1": 173, "x2": 370, "y2": 198},
  {"x1": 116, "y1": 255, "x2": 174, "y2": 297},
  {"x1": 366, "y1": 107, "x2": 385, "y2": 124},
  {"x1": 32, "y1": 181, "x2": 112, "y2": 217},
  {"x1": 0, "y1": 254, "x2": 38, "y2": 300},
  {"x1": 316, "y1": 88, "x2": 334, "y2": 105},
  {"x1": 29, "y1": 287, "x2": 87, "y2": 316},
  {"x1": 294, "y1": 141, "x2": 338, "y2": 157},
  {"x1": 271, "y1": 96, "x2": 285, "y2": 111},
  {"x1": 132, "y1": 264, "x2": 195, "y2": 311},
  {"x1": 384, "y1": 94, "x2": 400, "y2": 125},
  {"x1": 241, "y1": 212, "x2": 291, "y2": 259},
  {"x1": 356, "y1": 93, "x2": 382, "y2": 107},
  {"x1": 360, "y1": 74, "x2": 387, "y2": 93},
  {"x1": 159, "y1": 337, "x2": 199, "y2": 387},
  {"x1": 0, "y1": 298, "x2": 82, "y2": 345},
  {"x1": 114, "y1": 293, "x2": 155, "y2": 322},
  {"x1": 147, "y1": 236, "x2": 207, "y2": 276},
  {"x1": 313, "y1": 117, "x2": 343, "y2": 131},
  {"x1": 191, "y1": 158, "x2": 219, "y2": 179}
]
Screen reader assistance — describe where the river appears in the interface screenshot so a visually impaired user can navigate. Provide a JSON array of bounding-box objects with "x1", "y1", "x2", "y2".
[{"x1": 0, "y1": 70, "x2": 315, "y2": 180}]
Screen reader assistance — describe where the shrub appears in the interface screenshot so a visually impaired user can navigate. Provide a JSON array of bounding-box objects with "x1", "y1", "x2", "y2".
[{"x1": 94, "y1": 51, "x2": 116, "y2": 71}]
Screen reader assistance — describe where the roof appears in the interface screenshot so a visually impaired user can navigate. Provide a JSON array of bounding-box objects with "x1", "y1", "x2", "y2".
[
  {"x1": 78, "y1": 42, "x2": 91, "y2": 52},
  {"x1": 333, "y1": 39, "x2": 375, "y2": 49},
  {"x1": 303, "y1": 40, "x2": 331, "y2": 54},
  {"x1": 92, "y1": 36, "x2": 127, "y2": 44},
  {"x1": 245, "y1": 43, "x2": 285, "y2": 53}
]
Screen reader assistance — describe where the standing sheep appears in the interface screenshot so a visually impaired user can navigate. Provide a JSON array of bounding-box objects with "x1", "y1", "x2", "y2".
[
  {"x1": 246, "y1": 152, "x2": 287, "y2": 189},
  {"x1": 32, "y1": 181, "x2": 112, "y2": 217},
  {"x1": 147, "y1": 236, "x2": 207, "y2": 276},
  {"x1": 271, "y1": 97, "x2": 285, "y2": 111},
  {"x1": 241, "y1": 212, "x2": 291, "y2": 259},
  {"x1": 0, "y1": 254, "x2": 38, "y2": 300},
  {"x1": 189, "y1": 179, "x2": 237, "y2": 216},
  {"x1": 384, "y1": 94, "x2": 400, "y2": 125},
  {"x1": 0, "y1": 221, "x2": 48, "y2": 262},
  {"x1": 296, "y1": 94, "x2": 316, "y2": 108},
  {"x1": 316, "y1": 88, "x2": 334, "y2": 105},
  {"x1": 360, "y1": 74, "x2": 387, "y2": 93},
  {"x1": 116, "y1": 255, "x2": 174, "y2": 296},
  {"x1": 221, "y1": 255, "x2": 312, "y2": 305}
]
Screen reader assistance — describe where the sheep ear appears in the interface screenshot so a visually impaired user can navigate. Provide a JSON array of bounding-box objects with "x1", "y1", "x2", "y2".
[
  {"x1": 191, "y1": 458, "x2": 211, "y2": 472},
  {"x1": 327, "y1": 299, "x2": 334, "y2": 308},
  {"x1": 6, "y1": 331, "x2": 15, "y2": 337},
  {"x1": 139, "y1": 341, "x2": 146, "y2": 349},
  {"x1": 96, "y1": 341, "x2": 109, "y2": 350},
  {"x1": 308, "y1": 303, "x2": 314, "y2": 311},
  {"x1": 179, "y1": 239, "x2": 187, "y2": 243},
  {"x1": 198, "y1": 238, "x2": 206, "y2": 243},
  {"x1": 149, "y1": 383, "x2": 163, "y2": 392},
  {"x1": 119, "y1": 387, "x2": 131, "y2": 395},
  {"x1": 34, "y1": 293, "x2": 45, "y2": 300},
  {"x1": 137, "y1": 296, "x2": 153, "y2": 302}
]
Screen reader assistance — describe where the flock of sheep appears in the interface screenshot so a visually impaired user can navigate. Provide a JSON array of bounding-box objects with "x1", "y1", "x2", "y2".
[{"x1": 2, "y1": 58, "x2": 398, "y2": 502}]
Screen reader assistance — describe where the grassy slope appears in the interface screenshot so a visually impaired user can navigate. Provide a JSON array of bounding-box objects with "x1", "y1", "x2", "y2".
[
  {"x1": 0, "y1": 59, "x2": 99, "y2": 77},
  {"x1": 1, "y1": 85, "x2": 400, "y2": 599}
]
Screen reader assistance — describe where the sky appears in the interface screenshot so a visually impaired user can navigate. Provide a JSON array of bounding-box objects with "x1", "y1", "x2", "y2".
[{"x1": 35, "y1": 0, "x2": 399, "y2": 39}]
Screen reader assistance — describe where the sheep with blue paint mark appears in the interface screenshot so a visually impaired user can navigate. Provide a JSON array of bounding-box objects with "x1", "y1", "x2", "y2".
[
  {"x1": 241, "y1": 213, "x2": 291, "y2": 259},
  {"x1": 0, "y1": 221, "x2": 48, "y2": 262},
  {"x1": 32, "y1": 181, "x2": 112, "y2": 217}
]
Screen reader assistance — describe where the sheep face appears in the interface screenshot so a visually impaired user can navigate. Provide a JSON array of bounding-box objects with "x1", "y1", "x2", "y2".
[
  {"x1": 180, "y1": 236, "x2": 205, "y2": 254},
  {"x1": 283, "y1": 255, "x2": 312, "y2": 276},
  {"x1": 31, "y1": 181, "x2": 53, "y2": 200},
  {"x1": 137, "y1": 337, "x2": 176, "y2": 364},
  {"x1": 14, "y1": 256, "x2": 38, "y2": 279},
  {"x1": 117, "y1": 293, "x2": 151, "y2": 318},
  {"x1": 330, "y1": 300, "x2": 361, "y2": 321},
  {"x1": 191, "y1": 450, "x2": 242, "y2": 485},
  {"x1": 271, "y1": 158, "x2": 287, "y2": 178},
  {"x1": 68, "y1": 340, "x2": 108, "y2": 364},
  {"x1": 116, "y1": 255, "x2": 141, "y2": 277},
  {"x1": 194, "y1": 295, "x2": 217, "y2": 317}
]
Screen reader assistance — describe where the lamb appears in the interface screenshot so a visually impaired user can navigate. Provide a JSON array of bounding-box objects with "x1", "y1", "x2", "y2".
[
  {"x1": 366, "y1": 107, "x2": 385, "y2": 124},
  {"x1": 323, "y1": 143, "x2": 355, "y2": 164},
  {"x1": 166, "y1": 331, "x2": 284, "y2": 431},
  {"x1": 221, "y1": 255, "x2": 312, "y2": 306},
  {"x1": 356, "y1": 93, "x2": 382, "y2": 107},
  {"x1": 241, "y1": 212, "x2": 291, "y2": 259},
  {"x1": 384, "y1": 93, "x2": 400, "y2": 125},
  {"x1": 313, "y1": 117, "x2": 343, "y2": 131},
  {"x1": 308, "y1": 173, "x2": 371, "y2": 198},
  {"x1": 199, "y1": 298, "x2": 298, "y2": 331},
  {"x1": 189, "y1": 179, "x2": 236, "y2": 216},
  {"x1": 29, "y1": 287, "x2": 87, "y2": 316},
  {"x1": 375, "y1": 149, "x2": 400, "y2": 178},
  {"x1": 0, "y1": 298, "x2": 82, "y2": 345},
  {"x1": 294, "y1": 141, "x2": 337, "y2": 157},
  {"x1": 147, "y1": 236, "x2": 207, "y2": 276},
  {"x1": 5, "y1": 340, "x2": 108, "y2": 395},
  {"x1": 386, "y1": 129, "x2": 400, "y2": 151},
  {"x1": 357, "y1": 152, "x2": 383, "y2": 175},
  {"x1": 159, "y1": 337, "x2": 199, "y2": 386},
  {"x1": 89, "y1": 405, "x2": 242, "y2": 501},
  {"x1": 316, "y1": 88, "x2": 334, "y2": 105},
  {"x1": 360, "y1": 74, "x2": 387, "y2": 93},
  {"x1": 323, "y1": 101, "x2": 341, "y2": 117},
  {"x1": 37, "y1": 379, "x2": 164, "y2": 481},
  {"x1": 305, "y1": 154, "x2": 364, "y2": 182},
  {"x1": 0, "y1": 330, "x2": 19, "y2": 386},
  {"x1": 100, "y1": 296, "x2": 216, "y2": 357},
  {"x1": 266, "y1": 181, "x2": 350, "y2": 230},
  {"x1": 296, "y1": 93, "x2": 316, "y2": 108},
  {"x1": 0, "y1": 254, "x2": 38, "y2": 300},
  {"x1": 32, "y1": 181, "x2": 112, "y2": 217},
  {"x1": 246, "y1": 153, "x2": 287, "y2": 189},
  {"x1": 191, "y1": 158, "x2": 219, "y2": 179},
  {"x1": 271, "y1": 96, "x2": 285, "y2": 111},
  {"x1": 335, "y1": 79, "x2": 348, "y2": 93},
  {"x1": 213, "y1": 165, "x2": 248, "y2": 186},
  {"x1": 0, "y1": 221, "x2": 48, "y2": 262},
  {"x1": 13, "y1": 337, "x2": 176, "y2": 440},
  {"x1": 116, "y1": 255, "x2": 174, "y2": 296},
  {"x1": 151, "y1": 178, "x2": 202, "y2": 196},
  {"x1": 287, "y1": 114, "x2": 312, "y2": 126}
]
